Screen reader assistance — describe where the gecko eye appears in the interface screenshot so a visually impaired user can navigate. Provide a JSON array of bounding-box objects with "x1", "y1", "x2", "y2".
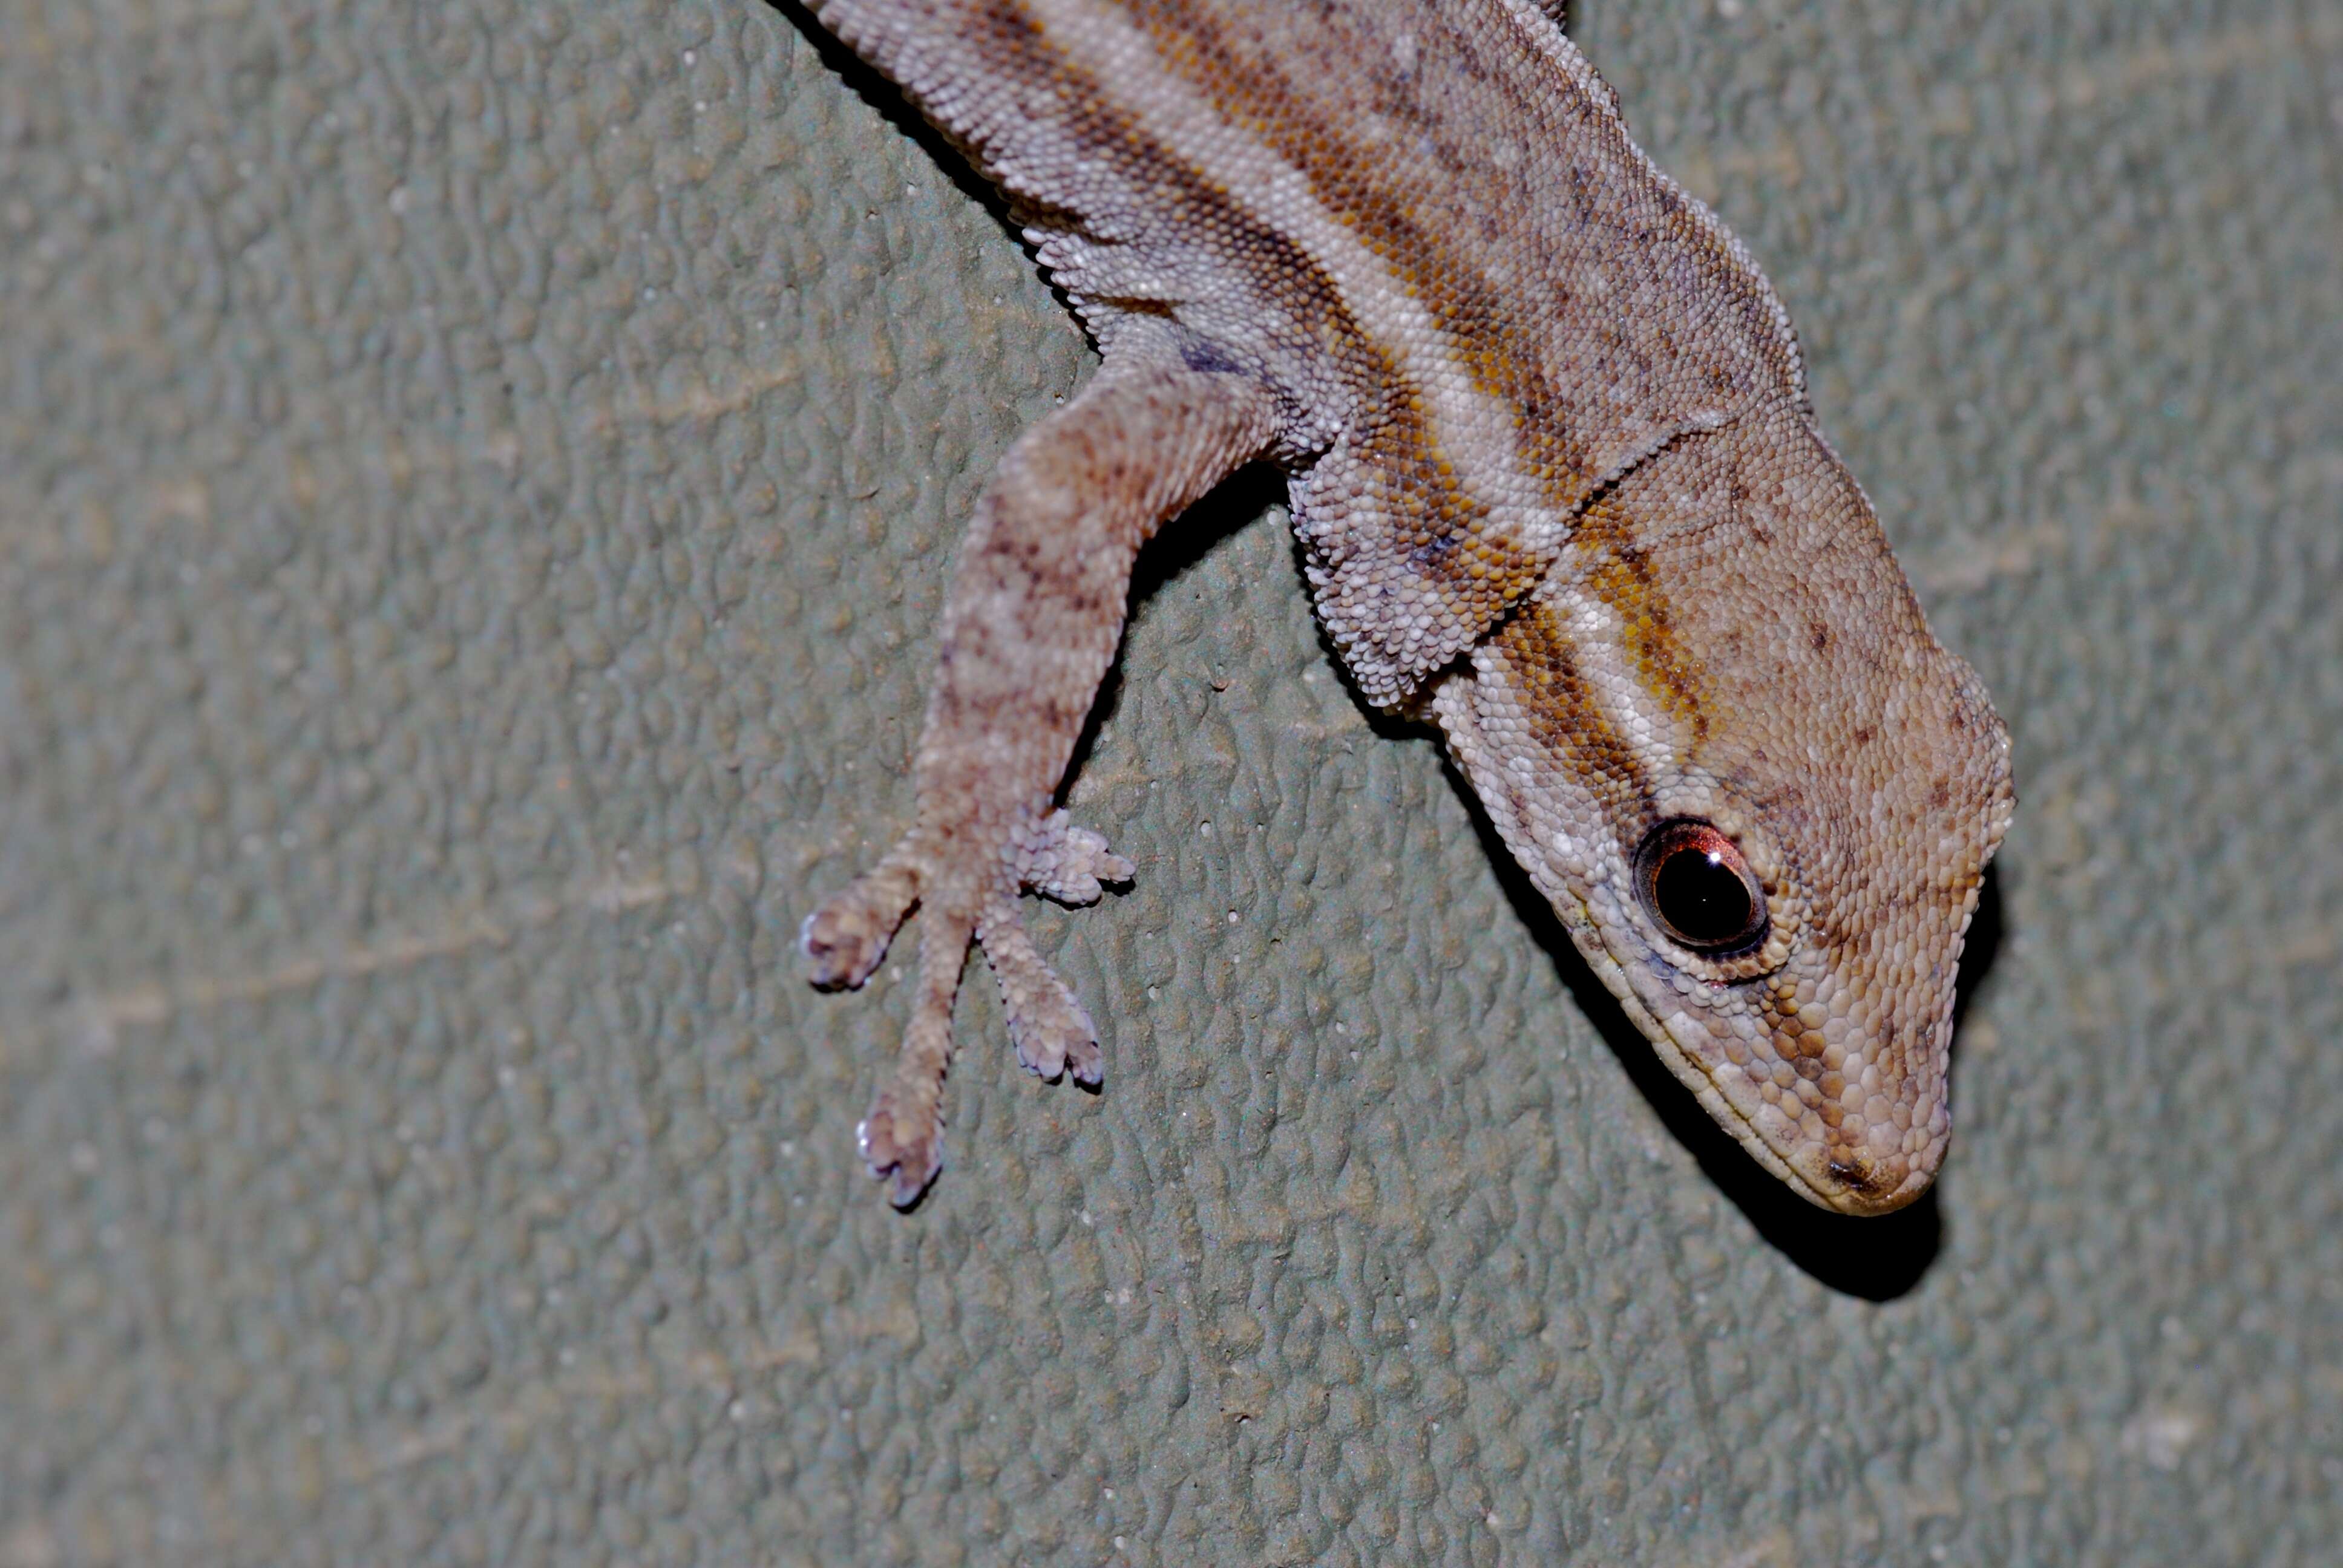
[{"x1": 1634, "y1": 819, "x2": 1767, "y2": 955}]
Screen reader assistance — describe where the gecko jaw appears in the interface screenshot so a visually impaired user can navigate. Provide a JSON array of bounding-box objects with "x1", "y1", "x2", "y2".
[{"x1": 1572, "y1": 932, "x2": 1928, "y2": 1216}]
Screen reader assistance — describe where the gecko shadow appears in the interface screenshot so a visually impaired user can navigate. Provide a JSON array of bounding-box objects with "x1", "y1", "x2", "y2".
[{"x1": 1446, "y1": 757, "x2": 2007, "y2": 1301}]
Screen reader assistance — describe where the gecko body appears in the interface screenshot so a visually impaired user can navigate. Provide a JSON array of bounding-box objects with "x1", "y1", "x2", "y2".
[{"x1": 800, "y1": 0, "x2": 2014, "y2": 1214}]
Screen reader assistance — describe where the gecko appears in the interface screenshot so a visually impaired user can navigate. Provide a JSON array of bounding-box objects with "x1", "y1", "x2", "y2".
[{"x1": 798, "y1": 0, "x2": 2014, "y2": 1214}]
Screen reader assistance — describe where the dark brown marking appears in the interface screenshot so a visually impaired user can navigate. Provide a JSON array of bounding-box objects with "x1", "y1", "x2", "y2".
[{"x1": 1826, "y1": 1157, "x2": 1884, "y2": 1196}]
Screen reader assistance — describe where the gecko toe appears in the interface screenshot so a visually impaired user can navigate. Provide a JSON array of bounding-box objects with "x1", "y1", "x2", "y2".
[
  {"x1": 802, "y1": 906, "x2": 885, "y2": 988},
  {"x1": 1007, "y1": 973, "x2": 1103, "y2": 1082},
  {"x1": 1018, "y1": 809, "x2": 1136, "y2": 906},
  {"x1": 858, "y1": 1094, "x2": 943, "y2": 1209},
  {"x1": 803, "y1": 857, "x2": 922, "y2": 988},
  {"x1": 979, "y1": 904, "x2": 1106, "y2": 1083}
]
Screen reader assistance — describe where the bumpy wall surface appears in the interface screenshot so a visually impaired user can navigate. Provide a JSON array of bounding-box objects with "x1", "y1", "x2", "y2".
[{"x1": 4, "y1": 1, "x2": 2339, "y2": 1563}]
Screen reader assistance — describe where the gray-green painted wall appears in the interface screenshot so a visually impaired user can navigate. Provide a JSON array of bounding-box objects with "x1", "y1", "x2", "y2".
[{"x1": 3, "y1": 1, "x2": 2338, "y2": 1563}]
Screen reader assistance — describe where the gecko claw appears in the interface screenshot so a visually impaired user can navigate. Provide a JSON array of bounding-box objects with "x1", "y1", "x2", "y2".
[
  {"x1": 800, "y1": 909, "x2": 884, "y2": 989},
  {"x1": 857, "y1": 1102, "x2": 943, "y2": 1209}
]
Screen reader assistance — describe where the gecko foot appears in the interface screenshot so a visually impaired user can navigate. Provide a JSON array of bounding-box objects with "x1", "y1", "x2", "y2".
[{"x1": 814, "y1": 808, "x2": 1132, "y2": 1204}]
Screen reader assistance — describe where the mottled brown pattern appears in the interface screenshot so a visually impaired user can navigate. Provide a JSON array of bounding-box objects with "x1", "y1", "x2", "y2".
[{"x1": 802, "y1": 0, "x2": 2012, "y2": 1214}]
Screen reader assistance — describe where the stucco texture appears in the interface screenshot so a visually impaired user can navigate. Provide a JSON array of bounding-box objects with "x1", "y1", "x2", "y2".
[{"x1": 3, "y1": 0, "x2": 2340, "y2": 1563}]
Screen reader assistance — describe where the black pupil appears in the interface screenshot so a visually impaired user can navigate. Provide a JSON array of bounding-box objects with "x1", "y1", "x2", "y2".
[{"x1": 1652, "y1": 844, "x2": 1754, "y2": 947}]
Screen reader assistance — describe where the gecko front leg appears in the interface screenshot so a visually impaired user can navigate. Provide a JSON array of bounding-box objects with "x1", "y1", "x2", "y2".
[{"x1": 802, "y1": 347, "x2": 1280, "y2": 1205}]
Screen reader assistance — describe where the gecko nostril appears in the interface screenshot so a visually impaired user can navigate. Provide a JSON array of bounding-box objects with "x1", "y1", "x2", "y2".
[{"x1": 1826, "y1": 1156, "x2": 1884, "y2": 1196}]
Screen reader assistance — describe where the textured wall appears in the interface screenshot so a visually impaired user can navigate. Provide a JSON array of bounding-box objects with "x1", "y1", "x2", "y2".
[{"x1": 3, "y1": 1, "x2": 2339, "y2": 1564}]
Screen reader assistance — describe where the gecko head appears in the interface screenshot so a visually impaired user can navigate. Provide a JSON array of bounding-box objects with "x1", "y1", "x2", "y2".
[{"x1": 1431, "y1": 411, "x2": 2014, "y2": 1215}]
